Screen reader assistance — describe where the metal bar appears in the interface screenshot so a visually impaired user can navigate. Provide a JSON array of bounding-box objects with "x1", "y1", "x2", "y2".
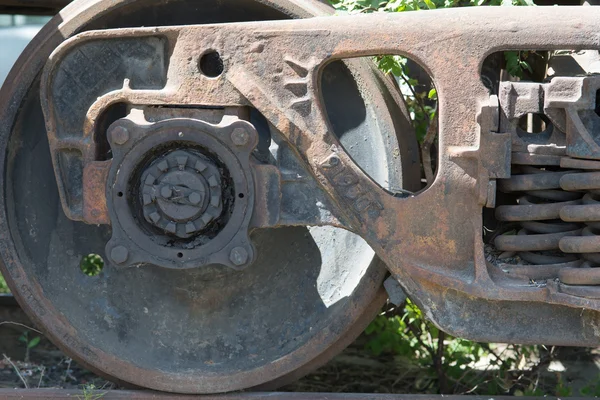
[{"x1": 0, "y1": 390, "x2": 590, "y2": 399}]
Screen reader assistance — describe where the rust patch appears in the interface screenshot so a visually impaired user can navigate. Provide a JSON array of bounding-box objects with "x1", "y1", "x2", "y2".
[{"x1": 82, "y1": 160, "x2": 111, "y2": 225}]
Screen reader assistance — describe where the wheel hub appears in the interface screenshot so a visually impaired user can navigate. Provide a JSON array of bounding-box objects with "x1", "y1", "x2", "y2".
[
  {"x1": 140, "y1": 149, "x2": 223, "y2": 238},
  {"x1": 105, "y1": 113, "x2": 257, "y2": 270}
]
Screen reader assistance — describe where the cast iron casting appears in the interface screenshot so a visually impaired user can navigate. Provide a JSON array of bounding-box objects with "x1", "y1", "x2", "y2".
[
  {"x1": 6, "y1": 0, "x2": 600, "y2": 394},
  {"x1": 0, "y1": 0, "x2": 417, "y2": 393},
  {"x1": 38, "y1": 6, "x2": 600, "y2": 346}
]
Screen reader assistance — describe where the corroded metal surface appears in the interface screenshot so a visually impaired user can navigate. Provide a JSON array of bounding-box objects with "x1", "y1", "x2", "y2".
[
  {"x1": 0, "y1": 0, "x2": 414, "y2": 394},
  {"x1": 104, "y1": 114, "x2": 258, "y2": 269},
  {"x1": 83, "y1": 160, "x2": 110, "y2": 225},
  {"x1": 40, "y1": 6, "x2": 600, "y2": 345},
  {"x1": 0, "y1": 390, "x2": 592, "y2": 400},
  {"x1": 0, "y1": 390, "x2": 583, "y2": 400},
  {"x1": 495, "y1": 75, "x2": 600, "y2": 287},
  {"x1": 10, "y1": 0, "x2": 600, "y2": 394}
]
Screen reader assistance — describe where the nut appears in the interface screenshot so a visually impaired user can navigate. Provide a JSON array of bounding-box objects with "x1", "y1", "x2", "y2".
[
  {"x1": 111, "y1": 126, "x2": 130, "y2": 145},
  {"x1": 160, "y1": 185, "x2": 173, "y2": 199},
  {"x1": 110, "y1": 245, "x2": 129, "y2": 264},
  {"x1": 229, "y1": 246, "x2": 249, "y2": 266},
  {"x1": 189, "y1": 192, "x2": 202, "y2": 205},
  {"x1": 231, "y1": 128, "x2": 249, "y2": 146}
]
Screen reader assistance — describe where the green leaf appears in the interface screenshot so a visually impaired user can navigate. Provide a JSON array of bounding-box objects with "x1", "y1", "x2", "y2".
[
  {"x1": 504, "y1": 51, "x2": 524, "y2": 78},
  {"x1": 28, "y1": 336, "x2": 41, "y2": 348},
  {"x1": 428, "y1": 88, "x2": 437, "y2": 99},
  {"x1": 423, "y1": 0, "x2": 437, "y2": 9}
]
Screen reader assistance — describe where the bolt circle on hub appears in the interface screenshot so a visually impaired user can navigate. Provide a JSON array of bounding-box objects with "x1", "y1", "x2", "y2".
[
  {"x1": 111, "y1": 126, "x2": 130, "y2": 145},
  {"x1": 110, "y1": 245, "x2": 129, "y2": 264},
  {"x1": 229, "y1": 246, "x2": 249, "y2": 266},
  {"x1": 140, "y1": 149, "x2": 223, "y2": 239},
  {"x1": 105, "y1": 115, "x2": 258, "y2": 270}
]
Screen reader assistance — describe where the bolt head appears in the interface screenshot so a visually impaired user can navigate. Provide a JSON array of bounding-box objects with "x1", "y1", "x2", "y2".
[
  {"x1": 111, "y1": 245, "x2": 129, "y2": 264},
  {"x1": 160, "y1": 185, "x2": 173, "y2": 199},
  {"x1": 185, "y1": 222, "x2": 197, "y2": 234},
  {"x1": 229, "y1": 246, "x2": 249, "y2": 266},
  {"x1": 189, "y1": 192, "x2": 202, "y2": 205},
  {"x1": 231, "y1": 128, "x2": 249, "y2": 146},
  {"x1": 111, "y1": 126, "x2": 130, "y2": 145}
]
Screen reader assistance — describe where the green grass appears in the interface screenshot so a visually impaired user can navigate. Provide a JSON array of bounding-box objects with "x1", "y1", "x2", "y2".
[{"x1": 0, "y1": 273, "x2": 9, "y2": 294}]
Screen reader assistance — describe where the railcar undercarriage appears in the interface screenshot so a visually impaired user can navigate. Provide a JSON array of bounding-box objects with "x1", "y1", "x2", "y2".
[{"x1": 2, "y1": 0, "x2": 600, "y2": 393}]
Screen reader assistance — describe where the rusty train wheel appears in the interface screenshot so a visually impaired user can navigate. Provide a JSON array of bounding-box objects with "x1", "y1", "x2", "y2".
[{"x1": 0, "y1": 0, "x2": 420, "y2": 393}]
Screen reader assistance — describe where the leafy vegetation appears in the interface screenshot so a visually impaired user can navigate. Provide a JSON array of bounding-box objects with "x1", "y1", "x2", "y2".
[
  {"x1": 0, "y1": 274, "x2": 8, "y2": 294},
  {"x1": 79, "y1": 254, "x2": 104, "y2": 277},
  {"x1": 77, "y1": 383, "x2": 107, "y2": 400},
  {"x1": 361, "y1": 300, "x2": 600, "y2": 395},
  {"x1": 18, "y1": 330, "x2": 41, "y2": 363},
  {"x1": 329, "y1": 0, "x2": 534, "y2": 13},
  {"x1": 330, "y1": 0, "x2": 536, "y2": 149}
]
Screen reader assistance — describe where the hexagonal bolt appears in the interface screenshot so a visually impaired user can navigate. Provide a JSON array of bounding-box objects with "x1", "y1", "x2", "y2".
[
  {"x1": 142, "y1": 193, "x2": 153, "y2": 206},
  {"x1": 189, "y1": 192, "x2": 202, "y2": 205},
  {"x1": 110, "y1": 245, "x2": 129, "y2": 264},
  {"x1": 229, "y1": 246, "x2": 249, "y2": 266},
  {"x1": 231, "y1": 128, "x2": 250, "y2": 146},
  {"x1": 165, "y1": 222, "x2": 177, "y2": 234},
  {"x1": 111, "y1": 126, "x2": 130, "y2": 145},
  {"x1": 194, "y1": 160, "x2": 207, "y2": 172},
  {"x1": 149, "y1": 212, "x2": 161, "y2": 223},
  {"x1": 176, "y1": 156, "x2": 188, "y2": 170},
  {"x1": 207, "y1": 175, "x2": 219, "y2": 187},
  {"x1": 185, "y1": 222, "x2": 197, "y2": 234},
  {"x1": 145, "y1": 174, "x2": 156, "y2": 185},
  {"x1": 160, "y1": 185, "x2": 173, "y2": 199},
  {"x1": 156, "y1": 160, "x2": 169, "y2": 172}
]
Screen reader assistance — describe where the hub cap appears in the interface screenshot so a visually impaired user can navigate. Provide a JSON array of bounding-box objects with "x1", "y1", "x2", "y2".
[{"x1": 140, "y1": 149, "x2": 223, "y2": 238}]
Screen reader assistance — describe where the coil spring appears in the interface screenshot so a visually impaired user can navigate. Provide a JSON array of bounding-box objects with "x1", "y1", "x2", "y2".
[
  {"x1": 557, "y1": 172, "x2": 600, "y2": 285},
  {"x1": 493, "y1": 150, "x2": 598, "y2": 283}
]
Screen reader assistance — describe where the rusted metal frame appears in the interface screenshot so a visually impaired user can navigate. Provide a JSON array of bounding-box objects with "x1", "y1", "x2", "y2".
[
  {"x1": 250, "y1": 161, "x2": 348, "y2": 230},
  {"x1": 144, "y1": 7, "x2": 600, "y2": 309},
  {"x1": 41, "y1": 32, "x2": 180, "y2": 222},
  {"x1": 46, "y1": 7, "x2": 600, "y2": 297},
  {"x1": 41, "y1": 28, "x2": 350, "y2": 230},
  {"x1": 41, "y1": 7, "x2": 600, "y2": 344},
  {"x1": 495, "y1": 76, "x2": 600, "y2": 288}
]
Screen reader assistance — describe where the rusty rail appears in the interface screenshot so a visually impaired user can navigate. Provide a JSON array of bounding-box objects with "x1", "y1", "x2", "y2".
[{"x1": 0, "y1": 390, "x2": 590, "y2": 399}]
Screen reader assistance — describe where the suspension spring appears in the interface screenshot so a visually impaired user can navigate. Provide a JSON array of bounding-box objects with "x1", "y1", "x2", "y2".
[
  {"x1": 557, "y1": 169, "x2": 600, "y2": 285},
  {"x1": 494, "y1": 150, "x2": 591, "y2": 282}
]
